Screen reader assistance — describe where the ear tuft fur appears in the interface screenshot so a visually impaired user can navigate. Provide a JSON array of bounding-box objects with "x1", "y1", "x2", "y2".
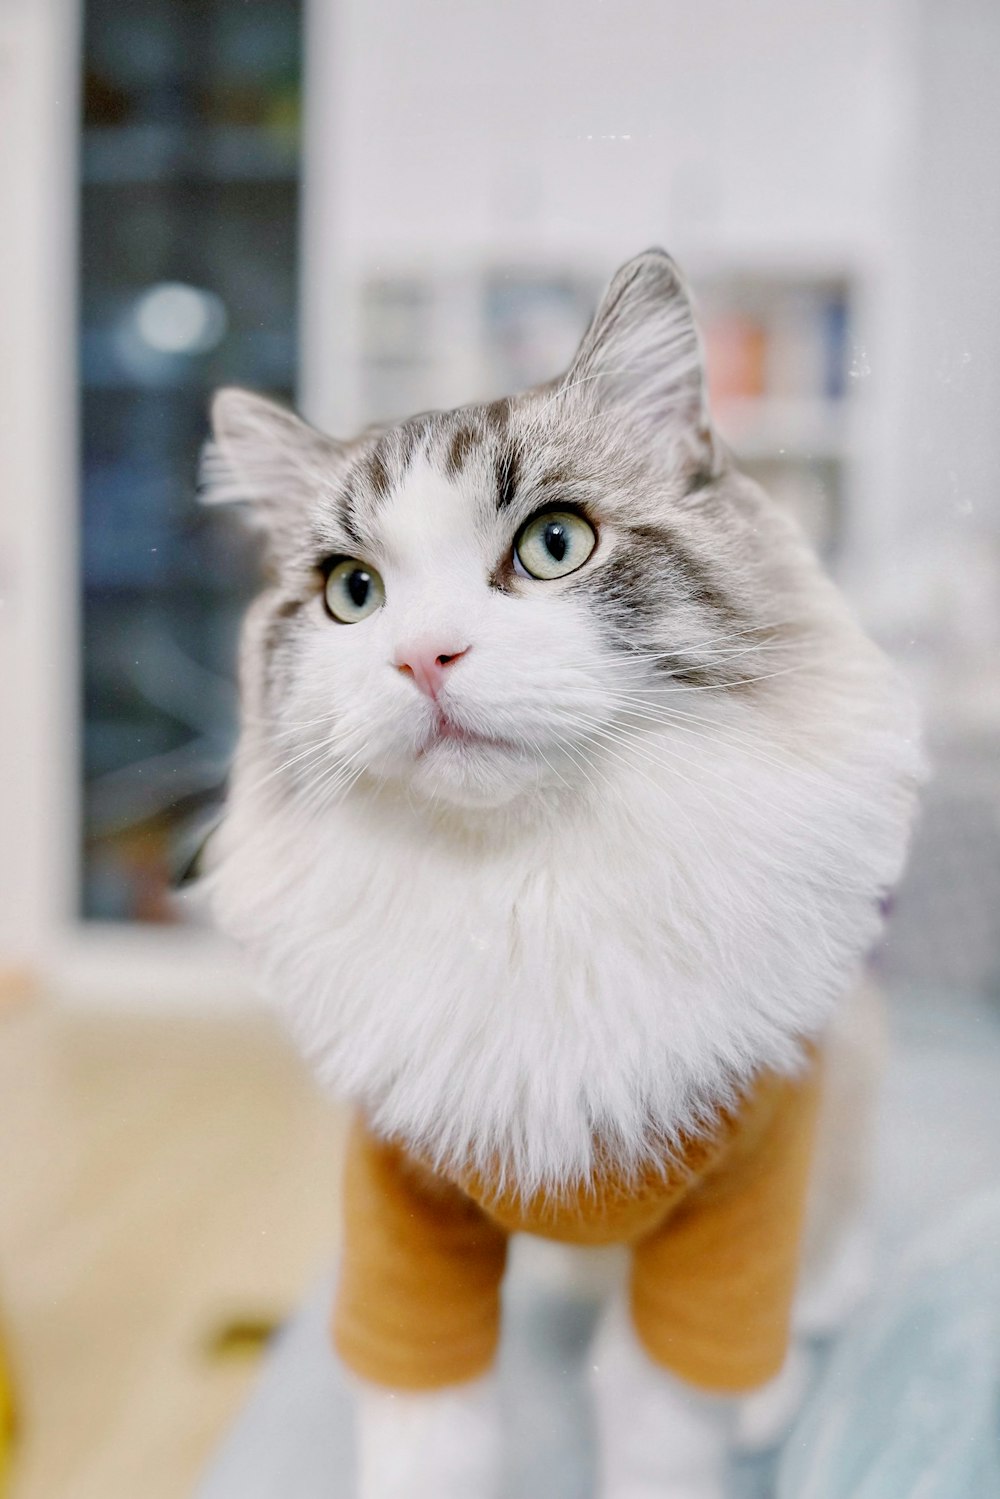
[
  {"x1": 565, "y1": 248, "x2": 721, "y2": 479},
  {"x1": 199, "y1": 388, "x2": 345, "y2": 541}
]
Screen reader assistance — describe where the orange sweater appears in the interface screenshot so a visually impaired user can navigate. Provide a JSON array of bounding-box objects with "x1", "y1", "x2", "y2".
[{"x1": 333, "y1": 1052, "x2": 822, "y2": 1394}]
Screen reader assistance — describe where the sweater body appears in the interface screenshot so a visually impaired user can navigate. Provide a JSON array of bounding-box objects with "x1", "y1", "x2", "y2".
[{"x1": 333, "y1": 1053, "x2": 822, "y2": 1393}]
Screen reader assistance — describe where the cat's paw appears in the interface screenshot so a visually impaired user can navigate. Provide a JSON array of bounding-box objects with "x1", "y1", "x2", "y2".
[
  {"x1": 796, "y1": 1220, "x2": 874, "y2": 1337},
  {"x1": 591, "y1": 1296, "x2": 731, "y2": 1499},
  {"x1": 731, "y1": 1341, "x2": 812, "y2": 1454},
  {"x1": 354, "y1": 1373, "x2": 501, "y2": 1499}
]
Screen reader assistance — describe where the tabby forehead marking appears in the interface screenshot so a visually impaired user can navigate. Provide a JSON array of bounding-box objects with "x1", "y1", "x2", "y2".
[
  {"x1": 445, "y1": 425, "x2": 476, "y2": 477},
  {"x1": 482, "y1": 396, "x2": 512, "y2": 434},
  {"x1": 494, "y1": 437, "x2": 523, "y2": 512},
  {"x1": 336, "y1": 484, "x2": 363, "y2": 549},
  {"x1": 363, "y1": 443, "x2": 392, "y2": 500}
]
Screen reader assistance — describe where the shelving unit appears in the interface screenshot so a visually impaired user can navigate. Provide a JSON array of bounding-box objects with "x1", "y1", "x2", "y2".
[{"x1": 327, "y1": 254, "x2": 864, "y2": 562}]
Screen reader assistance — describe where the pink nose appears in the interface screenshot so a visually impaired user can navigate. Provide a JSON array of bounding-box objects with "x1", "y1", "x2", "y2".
[{"x1": 393, "y1": 641, "x2": 470, "y2": 699}]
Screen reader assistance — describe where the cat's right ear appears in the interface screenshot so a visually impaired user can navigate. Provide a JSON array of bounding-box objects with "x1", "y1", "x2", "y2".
[
  {"x1": 200, "y1": 388, "x2": 345, "y2": 547},
  {"x1": 563, "y1": 249, "x2": 723, "y2": 482}
]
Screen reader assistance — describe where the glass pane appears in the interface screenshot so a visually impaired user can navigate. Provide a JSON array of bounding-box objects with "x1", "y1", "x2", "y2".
[{"x1": 78, "y1": 0, "x2": 302, "y2": 921}]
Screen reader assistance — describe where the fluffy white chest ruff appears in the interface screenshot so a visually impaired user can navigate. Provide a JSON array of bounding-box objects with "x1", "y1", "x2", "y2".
[{"x1": 209, "y1": 721, "x2": 905, "y2": 1196}]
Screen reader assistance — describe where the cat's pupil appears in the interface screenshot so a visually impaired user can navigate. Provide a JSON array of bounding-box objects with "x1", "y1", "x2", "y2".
[
  {"x1": 545, "y1": 523, "x2": 567, "y2": 562},
  {"x1": 348, "y1": 569, "x2": 370, "y2": 607}
]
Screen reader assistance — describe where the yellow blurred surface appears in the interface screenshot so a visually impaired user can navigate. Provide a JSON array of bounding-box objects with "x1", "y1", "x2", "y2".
[{"x1": 0, "y1": 1003, "x2": 344, "y2": 1499}]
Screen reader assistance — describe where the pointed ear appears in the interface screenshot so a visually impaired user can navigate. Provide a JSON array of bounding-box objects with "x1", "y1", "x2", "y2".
[
  {"x1": 565, "y1": 249, "x2": 721, "y2": 479},
  {"x1": 200, "y1": 388, "x2": 345, "y2": 545}
]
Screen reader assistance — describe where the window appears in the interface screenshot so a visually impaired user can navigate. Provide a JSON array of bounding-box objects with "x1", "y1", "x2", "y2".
[{"x1": 78, "y1": 0, "x2": 303, "y2": 920}]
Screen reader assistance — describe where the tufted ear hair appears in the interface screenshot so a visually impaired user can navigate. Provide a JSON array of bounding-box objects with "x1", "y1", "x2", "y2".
[
  {"x1": 200, "y1": 388, "x2": 346, "y2": 546},
  {"x1": 564, "y1": 248, "x2": 722, "y2": 481}
]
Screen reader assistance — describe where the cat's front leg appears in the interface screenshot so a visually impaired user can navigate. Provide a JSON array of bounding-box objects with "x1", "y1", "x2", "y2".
[
  {"x1": 590, "y1": 1297, "x2": 733, "y2": 1499},
  {"x1": 355, "y1": 1372, "x2": 502, "y2": 1499}
]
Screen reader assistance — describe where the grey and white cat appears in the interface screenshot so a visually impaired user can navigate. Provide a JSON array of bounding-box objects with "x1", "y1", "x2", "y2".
[{"x1": 201, "y1": 250, "x2": 920, "y2": 1498}]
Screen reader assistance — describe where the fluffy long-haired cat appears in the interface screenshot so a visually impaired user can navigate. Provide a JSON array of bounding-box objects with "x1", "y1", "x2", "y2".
[{"x1": 200, "y1": 249, "x2": 921, "y2": 1498}]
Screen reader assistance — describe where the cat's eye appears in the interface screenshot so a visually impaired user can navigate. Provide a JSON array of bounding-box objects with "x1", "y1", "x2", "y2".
[
  {"x1": 513, "y1": 510, "x2": 597, "y2": 580},
  {"x1": 323, "y1": 558, "x2": 386, "y2": 623}
]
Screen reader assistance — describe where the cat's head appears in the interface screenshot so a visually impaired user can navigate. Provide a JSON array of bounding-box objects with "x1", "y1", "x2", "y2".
[{"x1": 203, "y1": 249, "x2": 902, "y2": 818}]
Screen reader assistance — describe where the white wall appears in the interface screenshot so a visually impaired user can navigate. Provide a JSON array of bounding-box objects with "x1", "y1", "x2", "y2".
[
  {"x1": 317, "y1": 0, "x2": 912, "y2": 262},
  {"x1": 831, "y1": 0, "x2": 1000, "y2": 648},
  {"x1": 0, "y1": 0, "x2": 81, "y2": 974},
  {"x1": 895, "y1": 0, "x2": 1000, "y2": 633}
]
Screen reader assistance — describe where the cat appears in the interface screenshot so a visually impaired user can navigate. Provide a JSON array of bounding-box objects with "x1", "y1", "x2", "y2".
[{"x1": 199, "y1": 248, "x2": 921, "y2": 1498}]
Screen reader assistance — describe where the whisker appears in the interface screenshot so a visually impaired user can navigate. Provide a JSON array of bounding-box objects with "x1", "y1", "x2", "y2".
[
  {"x1": 236, "y1": 737, "x2": 341, "y2": 798},
  {"x1": 238, "y1": 717, "x2": 373, "y2": 801},
  {"x1": 609, "y1": 639, "x2": 813, "y2": 670},
  {"x1": 593, "y1": 687, "x2": 857, "y2": 786},
  {"x1": 564, "y1": 709, "x2": 860, "y2": 858},
  {"x1": 532, "y1": 364, "x2": 643, "y2": 421},
  {"x1": 604, "y1": 662, "x2": 812, "y2": 694},
  {"x1": 617, "y1": 619, "x2": 806, "y2": 655},
  {"x1": 534, "y1": 743, "x2": 573, "y2": 794},
  {"x1": 291, "y1": 743, "x2": 370, "y2": 817},
  {"x1": 244, "y1": 707, "x2": 346, "y2": 739},
  {"x1": 570, "y1": 720, "x2": 720, "y2": 864},
  {"x1": 546, "y1": 731, "x2": 606, "y2": 800}
]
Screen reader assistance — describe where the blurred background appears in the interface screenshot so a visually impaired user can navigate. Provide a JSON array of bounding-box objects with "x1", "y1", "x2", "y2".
[{"x1": 0, "y1": 1, "x2": 998, "y2": 1496}]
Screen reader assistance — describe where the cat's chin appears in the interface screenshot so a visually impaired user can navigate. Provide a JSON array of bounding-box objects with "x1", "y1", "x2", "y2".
[{"x1": 402, "y1": 736, "x2": 541, "y2": 810}]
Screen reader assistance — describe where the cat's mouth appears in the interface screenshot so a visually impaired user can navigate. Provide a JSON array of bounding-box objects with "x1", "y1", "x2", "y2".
[{"x1": 417, "y1": 711, "x2": 518, "y2": 758}]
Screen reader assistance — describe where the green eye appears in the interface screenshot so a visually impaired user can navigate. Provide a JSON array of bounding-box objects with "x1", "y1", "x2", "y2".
[
  {"x1": 323, "y1": 558, "x2": 385, "y2": 623},
  {"x1": 514, "y1": 510, "x2": 597, "y2": 580}
]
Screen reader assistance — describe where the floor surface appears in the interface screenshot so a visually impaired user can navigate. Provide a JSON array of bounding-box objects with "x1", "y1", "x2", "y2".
[{"x1": 0, "y1": 1002, "x2": 344, "y2": 1499}]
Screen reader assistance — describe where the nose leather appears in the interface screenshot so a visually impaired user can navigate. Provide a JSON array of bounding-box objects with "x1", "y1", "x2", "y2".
[{"x1": 394, "y1": 641, "x2": 470, "y2": 699}]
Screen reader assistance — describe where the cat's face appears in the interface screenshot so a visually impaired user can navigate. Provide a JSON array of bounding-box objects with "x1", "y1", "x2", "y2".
[
  {"x1": 204, "y1": 252, "x2": 863, "y2": 816},
  {"x1": 260, "y1": 424, "x2": 630, "y2": 811}
]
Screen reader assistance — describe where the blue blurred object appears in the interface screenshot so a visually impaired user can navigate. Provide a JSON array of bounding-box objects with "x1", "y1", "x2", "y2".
[
  {"x1": 79, "y1": 0, "x2": 303, "y2": 921},
  {"x1": 777, "y1": 1190, "x2": 1000, "y2": 1499}
]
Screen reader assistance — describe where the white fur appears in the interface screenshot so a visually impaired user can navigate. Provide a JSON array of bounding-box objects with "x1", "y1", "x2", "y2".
[
  {"x1": 355, "y1": 1373, "x2": 501, "y2": 1499},
  {"x1": 207, "y1": 460, "x2": 919, "y2": 1194},
  {"x1": 731, "y1": 1343, "x2": 813, "y2": 1454},
  {"x1": 590, "y1": 1295, "x2": 733, "y2": 1498}
]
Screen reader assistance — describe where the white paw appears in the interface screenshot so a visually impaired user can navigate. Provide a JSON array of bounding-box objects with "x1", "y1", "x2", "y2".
[
  {"x1": 732, "y1": 1342, "x2": 813, "y2": 1454},
  {"x1": 796, "y1": 1221, "x2": 874, "y2": 1337},
  {"x1": 354, "y1": 1373, "x2": 501, "y2": 1499},
  {"x1": 590, "y1": 1296, "x2": 731, "y2": 1499}
]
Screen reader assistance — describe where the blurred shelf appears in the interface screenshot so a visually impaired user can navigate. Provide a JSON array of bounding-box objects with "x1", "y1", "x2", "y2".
[
  {"x1": 82, "y1": 124, "x2": 298, "y2": 184},
  {"x1": 715, "y1": 398, "x2": 851, "y2": 461},
  {"x1": 334, "y1": 239, "x2": 877, "y2": 284}
]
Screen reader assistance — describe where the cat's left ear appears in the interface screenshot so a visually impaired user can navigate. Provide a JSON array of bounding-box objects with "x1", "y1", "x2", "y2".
[
  {"x1": 200, "y1": 388, "x2": 346, "y2": 547},
  {"x1": 564, "y1": 248, "x2": 722, "y2": 481}
]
